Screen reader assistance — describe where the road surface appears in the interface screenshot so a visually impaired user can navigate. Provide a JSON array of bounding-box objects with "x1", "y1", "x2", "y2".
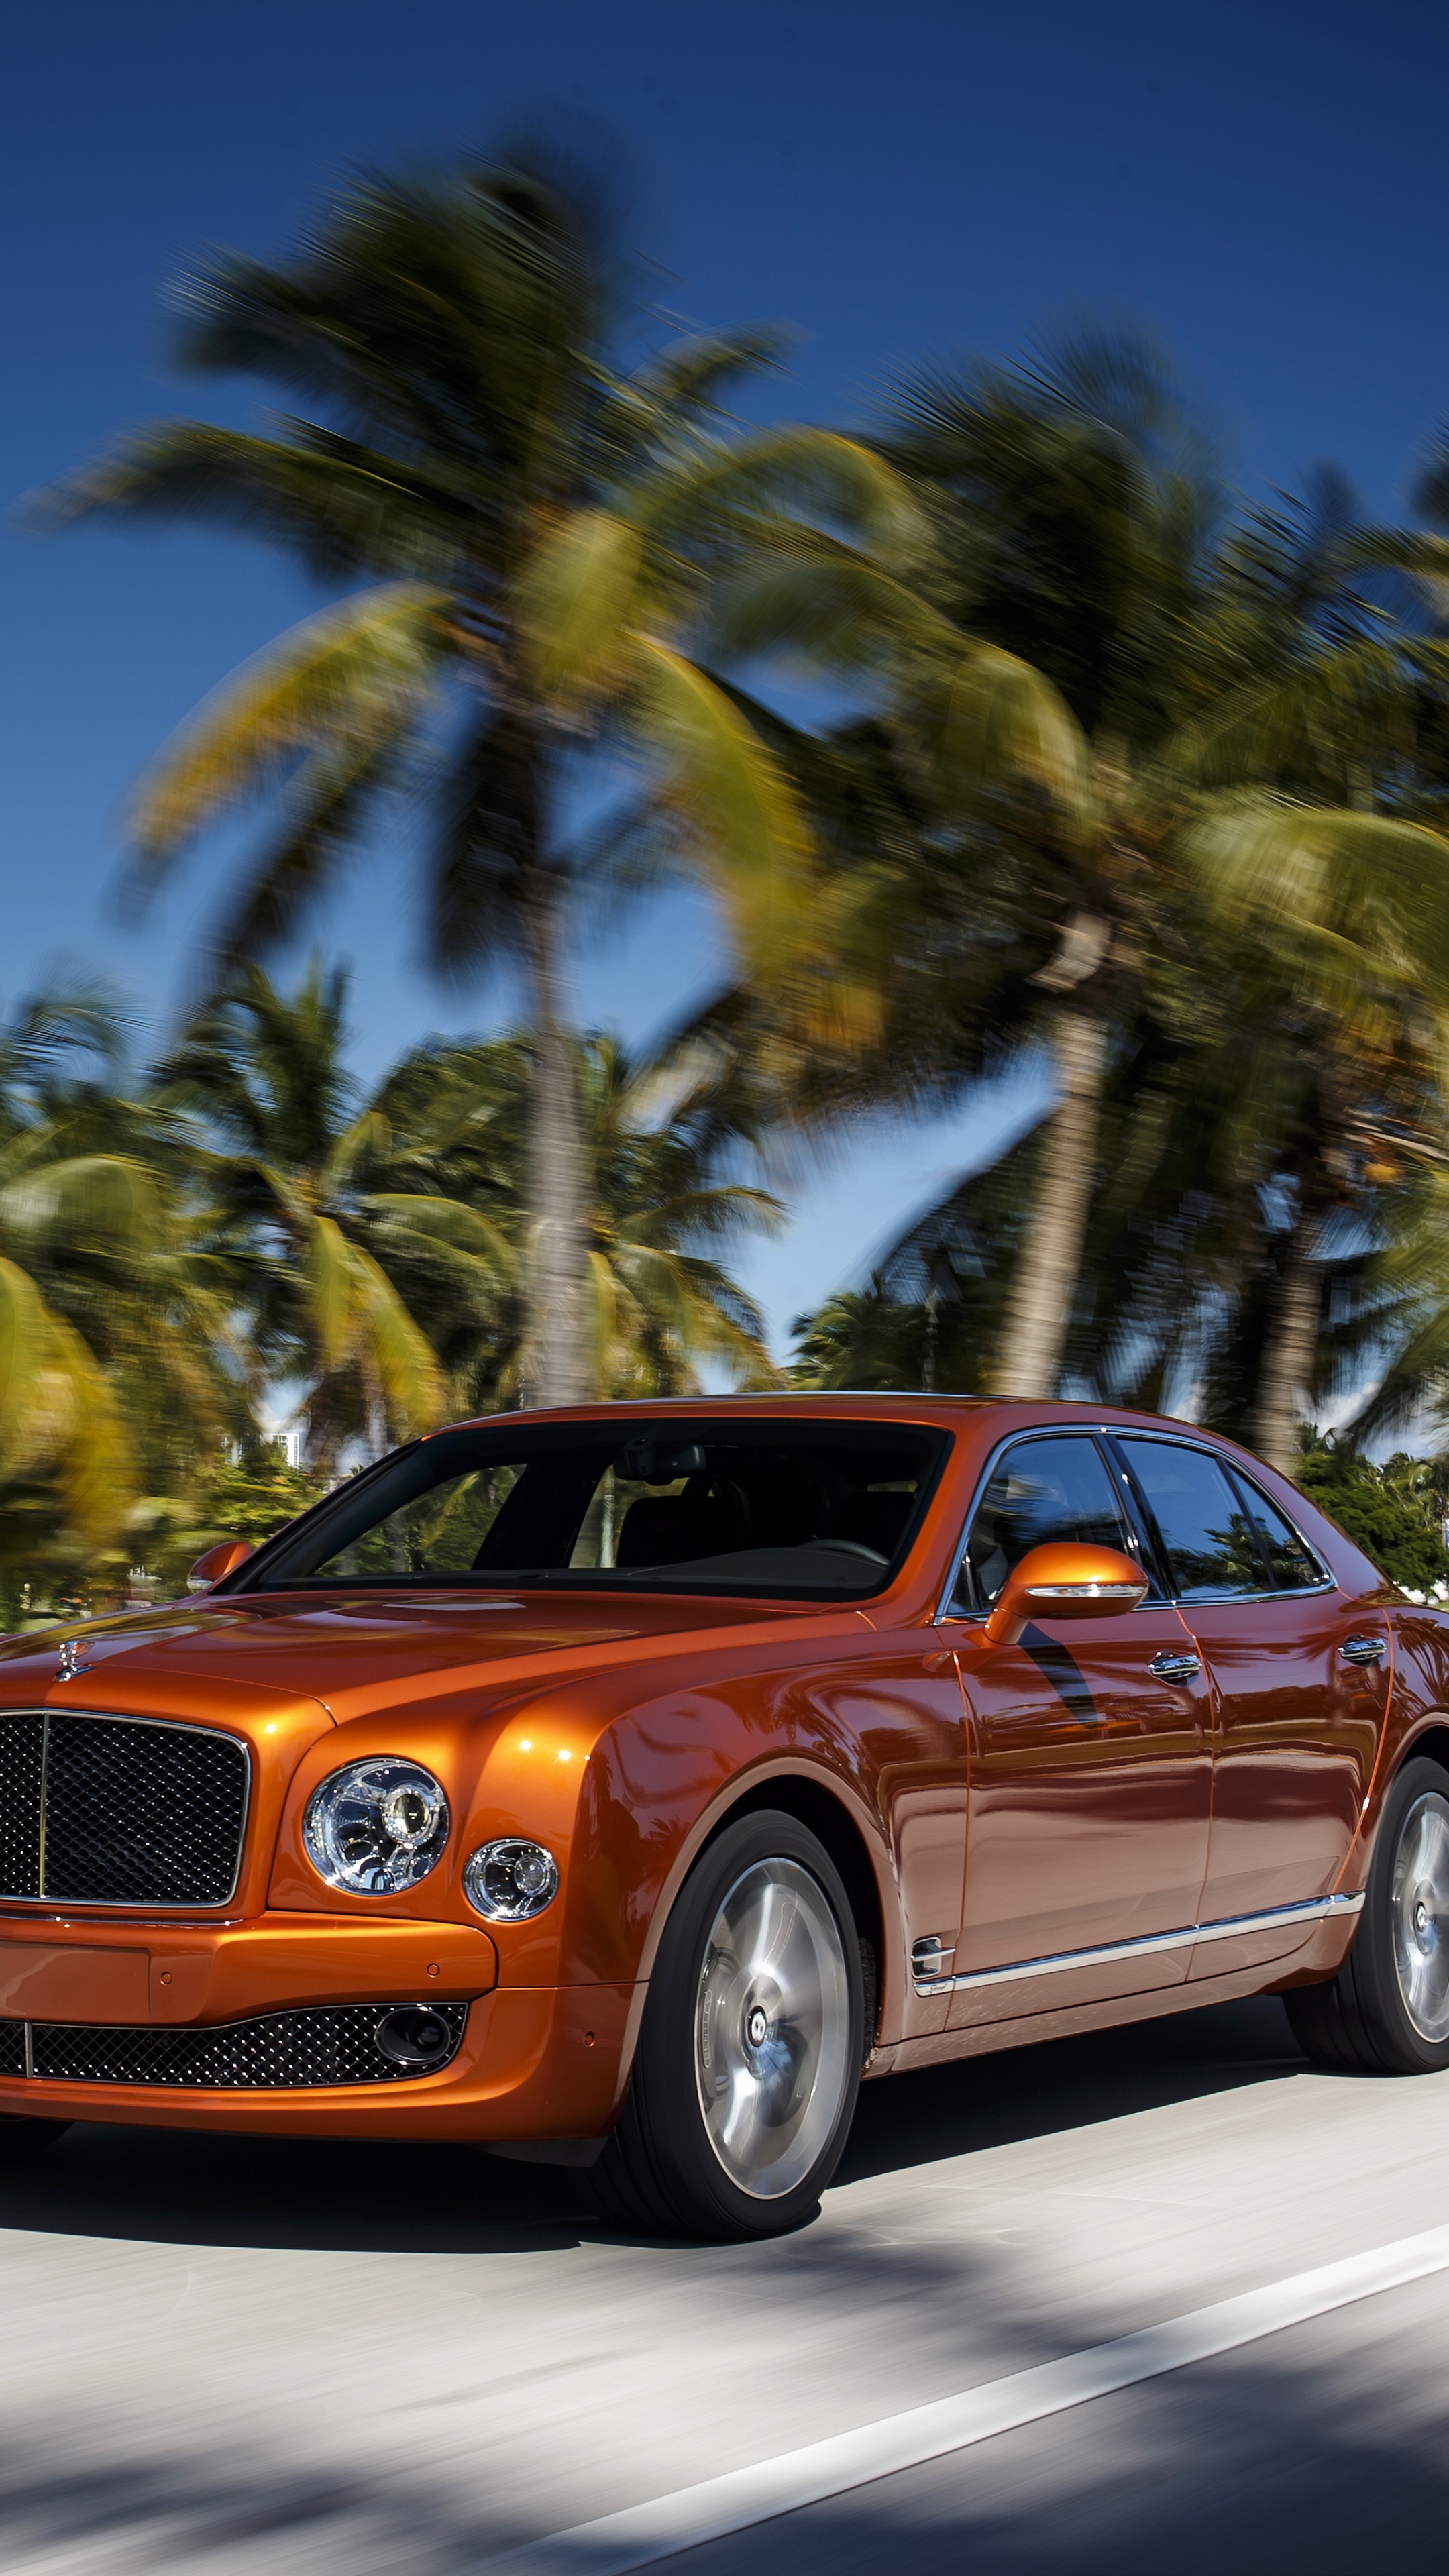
[{"x1": 3, "y1": 1996, "x2": 1448, "y2": 2573}]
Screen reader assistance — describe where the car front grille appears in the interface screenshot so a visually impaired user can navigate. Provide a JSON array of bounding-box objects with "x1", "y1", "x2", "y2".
[
  {"x1": 0, "y1": 1711, "x2": 249, "y2": 1907},
  {"x1": 0, "y1": 2003, "x2": 468, "y2": 2088}
]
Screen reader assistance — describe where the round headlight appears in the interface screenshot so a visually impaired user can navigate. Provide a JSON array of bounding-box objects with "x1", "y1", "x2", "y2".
[
  {"x1": 464, "y1": 1838, "x2": 559, "y2": 1922},
  {"x1": 303, "y1": 1758, "x2": 450, "y2": 1895}
]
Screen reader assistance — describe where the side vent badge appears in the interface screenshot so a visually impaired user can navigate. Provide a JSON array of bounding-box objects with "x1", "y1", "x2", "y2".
[{"x1": 912, "y1": 1934, "x2": 953, "y2": 1983}]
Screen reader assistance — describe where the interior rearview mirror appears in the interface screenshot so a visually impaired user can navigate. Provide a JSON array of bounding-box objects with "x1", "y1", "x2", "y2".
[
  {"x1": 616, "y1": 1440, "x2": 707, "y2": 1483},
  {"x1": 186, "y1": 1538, "x2": 255, "y2": 1595},
  {"x1": 980, "y1": 1542, "x2": 1148, "y2": 1648}
]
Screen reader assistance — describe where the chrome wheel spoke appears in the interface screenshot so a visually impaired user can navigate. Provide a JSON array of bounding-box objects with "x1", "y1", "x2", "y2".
[
  {"x1": 694, "y1": 1857, "x2": 851, "y2": 2201},
  {"x1": 1391, "y1": 1791, "x2": 1449, "y2": 2041}
]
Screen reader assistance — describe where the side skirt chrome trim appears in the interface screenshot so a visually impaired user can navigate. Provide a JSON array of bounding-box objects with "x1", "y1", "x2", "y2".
[{"x1": 913, "y1": 1890, "x2": 1366, "y2": 1997}]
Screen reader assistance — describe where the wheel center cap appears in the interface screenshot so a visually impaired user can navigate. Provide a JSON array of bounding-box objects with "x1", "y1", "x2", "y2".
[
  {"x1": 1416, "y1": 1898, "x2": 1431, "y2": 1936},
  {"x1": 745, "y1": 2004, "x2": 770, "y2": 2049}
]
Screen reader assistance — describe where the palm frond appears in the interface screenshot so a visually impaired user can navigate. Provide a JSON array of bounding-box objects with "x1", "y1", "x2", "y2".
[
  {"x1": 126, "y1": 582, "x2": 447, "y2": 882},
  {"x1": 517, "y1": 507, "x2": 641, "y2": 706},
  {"x1": 631, "y1": 639, "x2": 815, "y2": 963},
  {"x1": 941, "y1": 643, "x2": 1096, "y2": 827},
  {"x1": 635, "y1": 429, "x2": 927, "y2": 561},
  {"x1": 34, "y1": 421, "x2": 466, "y2": 581}
]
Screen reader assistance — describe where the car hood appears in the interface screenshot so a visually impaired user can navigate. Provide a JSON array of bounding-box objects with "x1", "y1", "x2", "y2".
[{"x1": 0, "y1": 1587, "x2": 855, "y2": 1720}]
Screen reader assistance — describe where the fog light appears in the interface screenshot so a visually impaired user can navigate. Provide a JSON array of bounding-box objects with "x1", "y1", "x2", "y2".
[
  {"x1": 374, "y1": 2006, "x2": 455, "y2": 2071},
  {"x1": 464, "y1": 1838, "x2": 559, "y2": 1922}
]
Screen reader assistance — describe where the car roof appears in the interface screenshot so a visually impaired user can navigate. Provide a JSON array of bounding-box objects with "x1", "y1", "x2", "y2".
[{"x1": 430, "y1": 1393, "x2": 1210, "y2": 1440}]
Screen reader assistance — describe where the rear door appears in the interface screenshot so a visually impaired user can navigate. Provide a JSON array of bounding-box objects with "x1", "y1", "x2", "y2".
[
  {"x1": 943, "y1": 1430, "x2": 1214, "y2": 2028},
  {"x1": 1114, "y1": 1434, "x2": 1390, "y2": 1975}
]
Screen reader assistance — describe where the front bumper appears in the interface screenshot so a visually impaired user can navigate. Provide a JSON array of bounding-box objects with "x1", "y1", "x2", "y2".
[{"x1": 0, "y1": 1911, "x2": 639, "y2": 2141}]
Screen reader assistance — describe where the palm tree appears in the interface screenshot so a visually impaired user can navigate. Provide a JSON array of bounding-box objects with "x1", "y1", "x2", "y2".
[
  {"x1": 369, "y1": 1025, "x2": 783, "y2": 1403},
  {"x1": 723, "y1": 334, "x2": 1449, "y2": 1448},
  {"x1": 153, "y1": 961, "x2": 455, "y2": 1467},
  {"x1": 578, "y1": 1032, "x2": 782, "y2": 1393},
  {"x1": 43, "y1": 145, "x2": 912, "y2": 1405},
  {"x1": 1127, "y1": 479, "x2": 1449, "y2": 1462},
  {"x1": 1180, "y1": 804, "x2": 1449, "y2": 1466},
  {"x1": 702, "y1": 333, "x2": 1224, "y2": 1395}
]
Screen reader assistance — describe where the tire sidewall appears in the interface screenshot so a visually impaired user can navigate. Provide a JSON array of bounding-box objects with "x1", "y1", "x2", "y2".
[
  {"x1": 638, "y1": 1809, "x2": 863, "y2": 2238},
  {"x1": 1357, "y1": 1756, "x2": 1449, "y2": 2072}
]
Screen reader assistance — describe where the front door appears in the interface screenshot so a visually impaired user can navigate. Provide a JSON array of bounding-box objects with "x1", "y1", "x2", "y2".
[
  {"x1": 943, "y1": 1432, "x2": 1214, "y2": 2029},
  {"x1": 1115, "y1": 1434, "x2": 1391, "y2": 1975}
]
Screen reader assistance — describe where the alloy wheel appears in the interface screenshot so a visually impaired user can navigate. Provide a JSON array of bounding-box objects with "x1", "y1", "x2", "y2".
[
  {"x1": 693, "y1": 1856, "x2": 853, "y2": 2200},
  {"x1": 1391, "y1": 1789, "x2": 1449, "y2": 2042}
]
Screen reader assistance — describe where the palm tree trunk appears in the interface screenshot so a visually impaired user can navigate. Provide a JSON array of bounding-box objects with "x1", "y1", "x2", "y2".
[
  {"x1": 1253, "y1": 1214, "x2": 1320, "y2": 1475},
  {"x1": 989, "y1": 1002, "x2": 1108, "y2": 1400},
  {"x1": 523, "y1": 871, "x2": 587, "y2": 1408}
]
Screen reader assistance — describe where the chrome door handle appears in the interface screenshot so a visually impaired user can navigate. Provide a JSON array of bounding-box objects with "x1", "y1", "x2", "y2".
[
  {"x1": 1150, "y1": 1650, "x2": 1201, "y2": 1683},
  {"x1": 1340, "y1": 1634, "x2": 1386, "y2": 1665}
]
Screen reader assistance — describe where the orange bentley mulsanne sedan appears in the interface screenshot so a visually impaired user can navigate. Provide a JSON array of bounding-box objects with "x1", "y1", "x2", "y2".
[{"x1": 1, "y1": 1395, "x2": 1446, "y2": 2238}]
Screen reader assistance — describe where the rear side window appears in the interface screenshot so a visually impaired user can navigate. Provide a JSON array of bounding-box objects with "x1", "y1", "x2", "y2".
[
  {"x1": 1118, "y1": 1439, "x2": 1265, "y2": 1602},
  {"x1": 1230, "y1": 1473, "x2": 1325, "y2": 1591},
  {"x1": 960, "y1": 1434, "x2": 1136, "y2": 1610}
]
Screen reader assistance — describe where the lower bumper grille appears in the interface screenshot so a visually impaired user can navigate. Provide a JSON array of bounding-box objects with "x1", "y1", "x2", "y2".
[{"x1": 0, "y1": 2003, "x2": 467, "y2": 2089}]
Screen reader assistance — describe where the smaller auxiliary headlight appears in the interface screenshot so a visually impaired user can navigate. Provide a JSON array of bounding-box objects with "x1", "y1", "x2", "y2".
[{"x1": 464, "y1": 1838, "x2": 560, "y2": 1922}]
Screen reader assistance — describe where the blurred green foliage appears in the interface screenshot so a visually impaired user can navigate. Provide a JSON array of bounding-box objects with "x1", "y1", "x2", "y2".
[
  {"x1": 0, "y1": 969, "x2": 780, "y2": 1623},
  {"x1": 1296, "y1": 1437, "x2": 1449, "y2": 1593},
  {"x1": 190, "y1": 1438, "x2": 332, "y2": 1552}
]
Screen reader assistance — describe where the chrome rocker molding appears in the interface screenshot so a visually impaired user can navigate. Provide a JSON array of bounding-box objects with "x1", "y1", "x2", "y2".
[{"x1": 912, "y1": 1890, "x2": 1366, "y2": 1998}]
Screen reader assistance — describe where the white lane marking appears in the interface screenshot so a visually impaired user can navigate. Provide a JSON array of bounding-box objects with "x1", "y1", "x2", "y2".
[{"x1": 486, "y1": 2222, "x2": 1449, "y2": 2575}]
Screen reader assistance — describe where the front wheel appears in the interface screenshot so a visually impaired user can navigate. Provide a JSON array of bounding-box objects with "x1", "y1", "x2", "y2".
[
  {"x1": 1285, "y1": 1756, "x2": 1449, "y2": 2073},
  {"x1": 593, "y1": 1810, "x2": 863, "y2": 2240}
]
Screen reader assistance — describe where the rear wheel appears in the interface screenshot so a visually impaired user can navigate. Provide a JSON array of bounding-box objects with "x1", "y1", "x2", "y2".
[
  {"x1": 593, "y1": 1810, "x2": 863, "y2": 2240},
  {"x1": 1285, "y1": 1756, "x2": 1449, "y2": 2074},
  {"x1": 0, "y1": 2116, "x2": 70, "y2": 2155}
]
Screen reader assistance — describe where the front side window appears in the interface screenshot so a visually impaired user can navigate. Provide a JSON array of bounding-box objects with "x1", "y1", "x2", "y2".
[
  {"x1": 232, "y1": 1419, "x2": 949, "y2": 1602},
  {"x1": 957, "y1": 1434, "x2": 1137, "y2": 1612},
  {"x1": 1118, "y1": 1438, "x2": 1265, "y2": 1602}
]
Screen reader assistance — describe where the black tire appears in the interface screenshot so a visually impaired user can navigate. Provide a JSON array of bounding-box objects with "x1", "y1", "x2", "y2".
[
  {"x1": 1285, "y1": 1754, "x2": 1449, "y2": 2074},
  {"x1": 0, "y1": 2115, "x2": 70, "y2": 2156},
  {"x1": 593, "y1": 1809, "x2": 863, "y2": 2241}
]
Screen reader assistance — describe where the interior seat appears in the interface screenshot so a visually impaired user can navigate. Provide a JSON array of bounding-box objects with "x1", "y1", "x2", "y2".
[{"x1": 616, "y1": 1475, "x2": 749, "y2": 1568}]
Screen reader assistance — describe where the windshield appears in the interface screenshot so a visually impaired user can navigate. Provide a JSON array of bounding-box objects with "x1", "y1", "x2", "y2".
[{"x1": 233, "y1": 1418, "x2": 949, "y2": 1601}]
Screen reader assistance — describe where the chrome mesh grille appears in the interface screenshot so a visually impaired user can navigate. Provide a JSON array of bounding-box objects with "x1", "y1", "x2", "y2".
[
  {"x1": 0, "y1": 2004, "x2": 467, "y2": 2088},
  {"x1": 0, "y1": 1712, "x2": 248, "y2": 1907},
  {"x1": 0, "y1": 1716, "x2": 43, "y2": 1897}
]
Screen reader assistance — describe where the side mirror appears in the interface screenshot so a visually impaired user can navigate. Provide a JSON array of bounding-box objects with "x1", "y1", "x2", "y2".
[
  {"x1": 981, "y1": 1542, "x2": 1148, "y2": 1647},
  {"x1": 186, "y1": 1538, "x2": 254, "y2": 1595}
]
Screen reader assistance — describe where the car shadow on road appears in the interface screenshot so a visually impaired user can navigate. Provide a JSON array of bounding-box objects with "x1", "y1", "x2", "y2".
[
  {"x1": 0, "y1": 1994, "x2": 1306, "y2": 2257},
  {"x1": 836, "y1": 1992, "x2": 1305, "y2": 2186}
]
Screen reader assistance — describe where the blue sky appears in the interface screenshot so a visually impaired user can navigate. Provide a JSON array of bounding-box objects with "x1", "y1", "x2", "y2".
[{"x1": 5, "y1": 0, "x2": 1448, "y2": 1352}]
